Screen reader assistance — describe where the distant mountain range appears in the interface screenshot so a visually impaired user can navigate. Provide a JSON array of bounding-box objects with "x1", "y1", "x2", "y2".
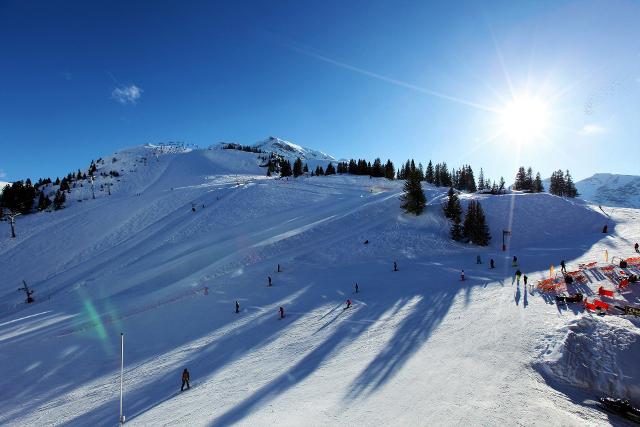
[{"x1": 575, "y1": 173, "x2": 640, "y2": 208}]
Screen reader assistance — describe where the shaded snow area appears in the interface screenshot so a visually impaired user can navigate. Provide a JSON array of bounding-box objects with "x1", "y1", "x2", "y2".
[
  {"x1": 536, "y1": 316, "x2": 640, "y2": 402},
  {"x1": 1, "y1": 144, "x2": 639, "y2": 426}
]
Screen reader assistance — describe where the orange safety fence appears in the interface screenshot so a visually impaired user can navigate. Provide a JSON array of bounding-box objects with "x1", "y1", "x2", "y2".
[
  {"x1": 626, "y1": 257, "x2": 640, "y2": 266},
  {"x1": 579, "y1": 261, "x2": 598, "y2": 269},
  {"x1": 601, "y1": 265, "x2": 615, "y2": 271}
]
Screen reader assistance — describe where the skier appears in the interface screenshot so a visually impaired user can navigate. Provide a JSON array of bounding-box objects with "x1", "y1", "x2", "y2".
[
  {"x1": 476, "y1": 255, "x2": 481, "y2": 264},
  {"x1": 277, "y1": 264, "x2": 281, "y2": 273},
  {"x1": 346, "y1": 299, "x2": 352, "y2": 309},
  {"x1": 354, "y1": 283, "x2": 359, "y2": 293},
  {"x1": 181, "y1": 368, "x2": 190, "y2": 392},
  {"x1": 393, "y1": 261, "x2": 398, "y2": 272},
  {"x1": 235, "y1": 301, "x2": 240, "y2": 313},
  {"x1": 635, "y1": 242, "x2": 639, "y2": 253},
  {"x1": 461, "y1": 270, "x2": 465, "y2": 281},
  {"x1": 515, "y1": 269, "x2": 522, "y2": 285},
  {"x1": 512, "y1": 256, "x2": 518, "y2": 267},
  {"x1": 560, "y1": 260, "x2": 567, "y2": 273},
  {"x1": 490, "y1": 258, "x2": 495, "y2": 269},
  {"x1": 602, "y1": 225, "x2": 608, "y2": 233},
  {"x1": 268, "y1": 276, "x2": 272, "y2": 287},
  {"x1": 524, "y1": 274, "x2": 529, "y2": 291},
  {"x1": 279, "y1": 306, "x2": 285, "y2": 319}
]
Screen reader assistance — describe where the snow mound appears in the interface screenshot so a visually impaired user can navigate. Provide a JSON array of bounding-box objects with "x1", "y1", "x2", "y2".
[
  {"x1": 461, "y1": 192, "x2": 605, "y2": 250},
  {"x1": 576, "y1": 173, "x2": 640, "y2": 208},
  {"x1": 536, "y1": 316, "x2": 640, "y2": 401},
  {"x1": 252, "y1": 136, "x2": 335, "y2": 161}
]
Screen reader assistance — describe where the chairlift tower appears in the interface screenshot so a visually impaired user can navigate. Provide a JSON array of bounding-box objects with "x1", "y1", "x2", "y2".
[{"x1": 1, "y1": 209, "x2": 21, "y2": 238}]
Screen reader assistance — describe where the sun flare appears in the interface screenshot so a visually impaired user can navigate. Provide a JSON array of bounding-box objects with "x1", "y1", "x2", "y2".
[{"x1": 499, "y1": 95, "x2": 549, "y2": 144}]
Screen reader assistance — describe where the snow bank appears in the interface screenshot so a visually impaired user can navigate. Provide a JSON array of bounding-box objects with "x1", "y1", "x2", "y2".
[{"x1": 536, "y1": 315, "x2": 640, "y2": 401}]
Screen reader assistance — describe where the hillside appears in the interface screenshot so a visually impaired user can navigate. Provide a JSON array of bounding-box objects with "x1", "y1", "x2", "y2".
[
  {"x1": 1, "y1": 145, "x2": 639, "y2": 426},
  {"x1": 575, "y1": 173, "x2": 640, "y2": 208}
]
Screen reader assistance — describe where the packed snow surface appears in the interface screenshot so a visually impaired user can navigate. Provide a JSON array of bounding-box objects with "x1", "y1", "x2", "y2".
[{"x1": 1, "y1": 145, "x2": 639, "y2": 426}]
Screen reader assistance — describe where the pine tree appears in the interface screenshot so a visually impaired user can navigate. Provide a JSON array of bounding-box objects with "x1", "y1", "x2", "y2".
[
  {"x1": 425, "y1": 161, "x2": 434, "y2": 184},
  {"x1": 303, "y1": 163, "x2": 309, "y2": 174},
  {"x1": 434, "y1": 164, "x2": 442, "y2": 186},
  {"x1": 443, "y1": 187, "x2": 462, "y2": 220},
  {"x1": 325, "y1": 163, "x2": 336, "y2": 175},
  {"x1": 53, "y1": 190, "x2": 66, "y2": 210},
  {"x1": 549, "y1": 170, "x2": 565, "y2": 196},
  {"x1": 400, "y1": 171, "x2": 427, "y2": 215},
  {"x1": 533, "y1": 172, "x2": 544, "y2": 192},
  {"x1": 474, "y1": 201, "x2": 491, "y2": 246},
  {"x1": 293, "y1": 158, "x2": 303, "y2": 177},
  {"x1": 477, "y1": 168, "x2": 485, "y2": 191},
  {"x1": 525, "y1": 167, "x2": 534, "y2": 191},
  {"x1": 565, "y1": 170, "x2": 578, "y2": 197},
  {"x1": 462, "y1": 201, "x2": 477, "y2": 242},
  {"x1": 280, "y1": 160, "x2": 292, "y2": 177},
  {"x1": 384, "y1": 160, "x2": 395, "y2": 180},
  {"x1": 514, "y1": 167, "x2": 527, "y2": 190},
  {"x1": 371, "y1": 158, "x2": 384, "y2": 177},
  {"x1": 444, "y1": 188, "x2": 464, "y2": 241},
  {"x1": 498, "y1": 177, "x2": 506, "y2": 193}
]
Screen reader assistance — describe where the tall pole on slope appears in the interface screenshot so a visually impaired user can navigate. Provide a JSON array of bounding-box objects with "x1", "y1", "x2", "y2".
[{"x1": 119, "y1": 332, "x2": 125, "y2": 425}]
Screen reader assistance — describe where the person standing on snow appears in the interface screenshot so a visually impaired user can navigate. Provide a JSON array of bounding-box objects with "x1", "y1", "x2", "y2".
[
  {"x1": 635, "y1": 243, "x2": 639, "y2": 253},
  {"x1": 268, "y1": 276, "x2": 272, "y2": 287},
  {"x1": 393, "y1": 261, "x2": 398, "y2": 272},
  {"x1": 512, "y1": 256, "x2": 518, "y2": 267},
  {"x1": 277, "y1": 264, "x2": 281, "y2": 272},
  {"x1": 181, "y1": 368, "x2": 190, "y2": 392},
  {"x1": 279, "y1": 306, "x2": 285, "y2": 319},
  {"x1": 461, "y1": 270, "x2": 465, "y2": 281},
  {"x1": 560, "y1": 260, "x2": 567, "y2": 273},
  {"x1": 476, "y1": 255, "x2": 481, "y2": 264},
  {"x1": 490, "y1": 259, "x2": 495, "y2": 269},
  {"x1": 354, "y1": 283, "x2": 359, "y2": 293},
  {"x1": 515, "y1": 269, "x2": 522, "y2": 285},
  {"x1": 235, "y1": 301, "x2": 240, "y2": 313}
]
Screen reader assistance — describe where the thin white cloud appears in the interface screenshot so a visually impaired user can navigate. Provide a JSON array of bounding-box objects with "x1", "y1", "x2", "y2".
[
  {"x1": 0, "y1": 169, "x2": 6, "y2": 178},
  {"x1": 579, "y1": 124, "x2": 605, "y2": 135},
  {"x1": 111, "y1": 85, "x2": 142, "y2": 105}
]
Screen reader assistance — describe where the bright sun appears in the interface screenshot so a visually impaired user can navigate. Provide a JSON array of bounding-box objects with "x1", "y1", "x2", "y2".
[{"x1": 499, "y1": 95, "x2": 549, "y2": 144}]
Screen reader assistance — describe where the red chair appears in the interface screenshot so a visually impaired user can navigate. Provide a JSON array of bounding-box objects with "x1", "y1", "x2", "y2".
[{"x1": 598, "y1": 286, "x2": 614, "y2": 297}]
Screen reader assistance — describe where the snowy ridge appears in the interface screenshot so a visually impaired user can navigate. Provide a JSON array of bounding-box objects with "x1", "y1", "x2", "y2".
[
  {"x1": 575, "y1": 173, "x2": 640, "y2": 208},
  {"x1": 252, "y1": 136, "x2": 336, "y2": 162}
]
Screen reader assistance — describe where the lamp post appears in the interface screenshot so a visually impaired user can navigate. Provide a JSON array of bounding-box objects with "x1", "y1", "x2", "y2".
[{"x1": 502, "y1": 229, "x2": 511, "y2": 251}]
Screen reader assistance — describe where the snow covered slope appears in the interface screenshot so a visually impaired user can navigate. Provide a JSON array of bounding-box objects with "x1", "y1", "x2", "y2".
[
  {"x1": 575, "y1": 173, "x2": 640, "y2": 208},
  {"x1": 252, "y1": 136, "x2": 336, "y2": 161},
  {"x1": 1, "y1": 147, "x2": 638, "y2": 426}
]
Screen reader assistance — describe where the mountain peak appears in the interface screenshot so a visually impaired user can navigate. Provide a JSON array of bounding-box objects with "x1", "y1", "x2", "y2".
[{"x1": 252, "y1": 136, "x2": 335, "y2": 161}]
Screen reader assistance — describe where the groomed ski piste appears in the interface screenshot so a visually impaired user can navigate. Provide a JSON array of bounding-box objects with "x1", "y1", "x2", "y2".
[{"x1": 1, "y1": 142, "x2": 639, "y2": 426}]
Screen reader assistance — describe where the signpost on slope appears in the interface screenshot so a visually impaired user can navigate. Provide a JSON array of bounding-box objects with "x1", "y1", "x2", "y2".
[
  {"x1": 502, "y1": 229, "x2": 511, "y2": 251},
  {"x1": 119, "y1": 332, "x2": 125, "y2": 425}
]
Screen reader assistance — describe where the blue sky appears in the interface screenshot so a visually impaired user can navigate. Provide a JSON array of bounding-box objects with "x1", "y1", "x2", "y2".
[{"x1": 1, "y1": 0, "x2": 639, "y2": 183}]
